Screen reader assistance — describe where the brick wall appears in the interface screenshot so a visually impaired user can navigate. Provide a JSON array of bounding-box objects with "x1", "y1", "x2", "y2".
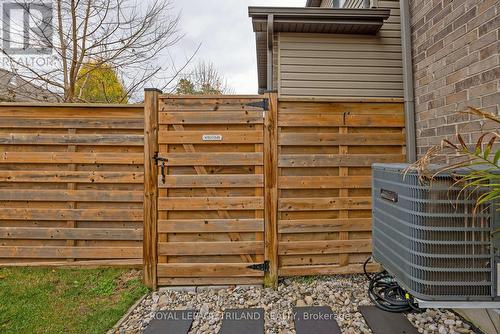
[{"x1": 410, "y1": 0, "x2": 499, "y2": 156}]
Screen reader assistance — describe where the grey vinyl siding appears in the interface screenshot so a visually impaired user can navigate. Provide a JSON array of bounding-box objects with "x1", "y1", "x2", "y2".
[
  {"x1": 344, "y1": 0, "x2": 366, "y2": 8},
  {"x1": 277, "y1": 0, "x2": 402, "y2": 99}
]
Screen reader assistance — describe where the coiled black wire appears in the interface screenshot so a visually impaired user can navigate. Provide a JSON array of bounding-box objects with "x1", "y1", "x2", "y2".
[{"x1": 364, "y1": 257, "x2": 423, "y2": 313}]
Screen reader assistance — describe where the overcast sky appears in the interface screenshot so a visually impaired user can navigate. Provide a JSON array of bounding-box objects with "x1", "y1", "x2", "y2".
[{"x1": 167, "y1": 0, "x2": 305, "y2": 94}]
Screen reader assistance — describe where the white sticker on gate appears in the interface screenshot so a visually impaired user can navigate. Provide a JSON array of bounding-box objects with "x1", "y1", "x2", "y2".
[{"x1": 202, "y1": 134, "x2": 223, "y2": 141}]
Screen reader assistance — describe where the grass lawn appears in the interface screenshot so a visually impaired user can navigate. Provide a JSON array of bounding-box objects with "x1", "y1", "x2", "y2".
[{"x1": 0, "y1": 267, "x2": 148, "y2": 334}]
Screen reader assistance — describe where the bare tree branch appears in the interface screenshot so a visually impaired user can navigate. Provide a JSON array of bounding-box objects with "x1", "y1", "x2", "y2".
[{"x1": 0, "y1": 0, "x2": 188, "y2": 102}]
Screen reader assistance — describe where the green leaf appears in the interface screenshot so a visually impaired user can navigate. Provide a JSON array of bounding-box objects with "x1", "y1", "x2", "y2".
[{"x1": 494, "y1": 150, "x2": 500, "y2": 166}]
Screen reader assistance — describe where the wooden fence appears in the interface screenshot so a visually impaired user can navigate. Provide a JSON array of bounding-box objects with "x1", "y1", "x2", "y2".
[
  {"x1": 276, "y1": 99, "x2": 406, "y2": 277},
  {"x1": 0, "y1": 96, "x2": 406, "y2": 286},
  {"x1": 0, "y1": 103, "x2": 144, "y2": 267},
  {"x1": 143, "y1": 93, "x2": 406, "y2": 288}
]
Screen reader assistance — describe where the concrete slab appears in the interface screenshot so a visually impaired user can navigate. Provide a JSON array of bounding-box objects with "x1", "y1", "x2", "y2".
[{"x1": 219, "y1": 308, "x2": 264, "y2": 334}]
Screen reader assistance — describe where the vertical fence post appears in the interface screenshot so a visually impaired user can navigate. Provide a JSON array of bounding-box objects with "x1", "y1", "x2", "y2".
[
  {"x1": 143, "y1": 88, "x2": 160, "y2": 289},
  {"x1": 264, "y1": 92, "x2": 278, "y2": 289}
]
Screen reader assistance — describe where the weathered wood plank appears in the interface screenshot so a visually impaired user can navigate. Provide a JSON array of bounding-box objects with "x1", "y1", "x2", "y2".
[
  {"x1": 159, "y1": 131, "x2": 263, "y2": 144},
  {"x1": 278, "y1": 102, "x2": 404, "y2": 114},
  {"x1": 279, "y1": 176, "x2": 371, "y2": 189},
  {"x1": 279, "y1": 154, "x2": 405, "y2": 167},
  {"x1": 159, "y1": 111, "x2": 264, "y2": 124},
  {"x1": 158, "y1": 219, "x2": 264, "y2": 233},
  {"x1": 161, "y1": 175, "x2": 263, "y2": 188},
  {"x1": 0, "y1": 227, "x2": 143, "y2": 240},
  {"x1": 279, "y1": 239, "x2": 372, "y2": 255},
  {"x1": 164, "y1": 153, "x2": 263, "y2": 166},
  {"x1": 0, "y1": 259, "x2": 142, "y2": 268},
  {"x1": 0, "y1": 246, "x2": 142, "y2": 259},
  {"x1": 0, "y1": 134, "x2": 143, "y2": 145},
  {"x1": 0, "y1": 171, "x2": 143, "y2": 183},
  {"x1": 345, "y1": 114, "x2": 405, "y2": 127},
  {"x1": 158, "y1": 197, "x2": 264, "y2": 211},
  {"x1": 279, "y1": 133, "x2": 405, "y2": 146},
  {"x1": 0, "y1": 118, "x2": 143, "y2": 129},
  {"x1": 279, "y1": 218, "x2": 372, "y2": 233},
  {"x1": 158, "y1": 277, "x2": 262, "y2": 285},
  {"x1": 279, "y1": 197, "x2": 372, "y2": 211},
  {"x1": 158, "y1": 241, "x2": 264, "y2": 256},
  {"x1": 0, "y1": 152, "x2": 143, "y2": 164},
  {"x1": 278, "y1": 114, "x2": 343, "y2": 127},
  {"x1": 0, "y1": 208, "x2": 142, "y2": 221},
  {"x1": 0, "y1": 190, "x2": 142, "y2": 202},
  {"x1": 157, "y1": 263, "x2": 264, "y2": 277}
]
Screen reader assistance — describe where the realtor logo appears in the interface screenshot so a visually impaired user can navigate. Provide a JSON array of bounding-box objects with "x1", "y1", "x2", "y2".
[{"x1": 2, "y1": 1, "x2": 53, "y2": 55}]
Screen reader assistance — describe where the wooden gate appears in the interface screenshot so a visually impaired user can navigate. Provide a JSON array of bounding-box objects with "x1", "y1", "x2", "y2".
[{"x1": 143, "y1": 92, "x2": 275, "y2": 288}]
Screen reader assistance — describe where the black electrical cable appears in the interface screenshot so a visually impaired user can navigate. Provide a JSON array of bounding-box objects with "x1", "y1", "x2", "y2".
[{"x1": 364, "y1": 256, "x2": 424, "y2": 313}]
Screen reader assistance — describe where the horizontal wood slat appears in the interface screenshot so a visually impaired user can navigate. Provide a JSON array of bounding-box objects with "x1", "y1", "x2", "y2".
[
  {"x1": 163, "y1": 153, "x2": 263, "y2": 166},
  {"x1": 279, "y1": 239, "x2": 372, "y2": 255},
  {"x1": 279, "y1": 218, "x2": 372, "y2": 233},
  {"x1": 279, "y1": 176, "x2": 371, "y2": 189},
  {"x1": 158, "y1": 241, "x2": 263, "y2": 256},
  {"x1": 158, "y1": 219, "x2": 264, "y2": 233},
  {"x1": 0, "y1": 246, "x2": 141, "y2": 259},
  {"x1": 1, "y1": 259, "x2": 143, "y2": 268},
  {"x1": 279, "y1": 154, "x2": 405, "y2": 167},
  {"x1": 0, "y1": 134, "x2": 143, "y2": 146},
  {"x1": 0, "y1": 118, "x2": 143, "y2": 129},
  {"x1": 160, "y1": 112, "x2": 264, "y2": 124},
  {"x1": 0, "y1": 152, "x2": 144, "y2": 164},
  {"x1": 0, "y1": 171, "x2": 143, "y2": 183},
  {"x1": 279, "y1": 133, "x2": 405, "y2": 146},
  {"x1": 0, "y1": 208, "x2": 142, "y2": 221},
  {"x1": 157, "y1": 263, "x2": 264, "y2": 277},
  {"x1": 158, "y1": 197, "x2": 264, "y2": 211},
  {"x1": 345, "y1": 114, "x2": 405, "y2": 127},
  {"x1": 0, "y1": 190, "x2": 142, "y2": 202},
  {"x1": 159, "y1": 131, "x2": 263, "y2": 144},
  {"x1": 158, "y1": 277, "x2": 263, "y2": 286},
  {"x1": 279, "y1": 197, "x2": 372, "y2": 211},
  {"x1": 279, "y1": 114, "x2": 343, "y2": 127},
  {"x1": 161, "y1": 175, "x2": 263, "y2": 188},
  {"x1": 0, "y1": 227, "x2": 142, "y2": 240}
]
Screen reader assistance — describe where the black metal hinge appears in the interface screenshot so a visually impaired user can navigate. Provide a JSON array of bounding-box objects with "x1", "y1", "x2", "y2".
[
  {"x1": 245, "y1": 98, "x2": 269, "y2": 111},
  {"x1": 247, "y1": 261, "x2": 269, "y2": 273}
]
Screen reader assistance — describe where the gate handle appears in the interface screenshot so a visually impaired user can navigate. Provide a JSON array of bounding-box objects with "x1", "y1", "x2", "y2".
[{"x1": 153, "y1": 153, "x2": 167, "y2": 184}]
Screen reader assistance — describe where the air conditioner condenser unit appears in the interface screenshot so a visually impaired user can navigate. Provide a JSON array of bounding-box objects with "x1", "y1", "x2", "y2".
[{"x1": 372, "y1": 163, "x2": 500, "y2": 308}]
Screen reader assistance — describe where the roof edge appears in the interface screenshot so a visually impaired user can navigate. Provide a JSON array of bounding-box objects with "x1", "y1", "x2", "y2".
[{"x1": 248, "y1": 7, "x2": 391, "y2": 20}]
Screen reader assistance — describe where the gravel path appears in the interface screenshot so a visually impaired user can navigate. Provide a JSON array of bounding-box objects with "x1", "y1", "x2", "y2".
[{"x1": 118, "y1": 275, "x2": 478, "y2": 334}]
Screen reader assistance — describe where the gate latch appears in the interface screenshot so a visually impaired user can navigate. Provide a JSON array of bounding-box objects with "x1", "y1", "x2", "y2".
[
  {"x1": 247, "y1": 261, "x2": 269, "y2": 273},
  {"x1": 153, "y1": 153, "x2": 167, "y2": 184}
]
